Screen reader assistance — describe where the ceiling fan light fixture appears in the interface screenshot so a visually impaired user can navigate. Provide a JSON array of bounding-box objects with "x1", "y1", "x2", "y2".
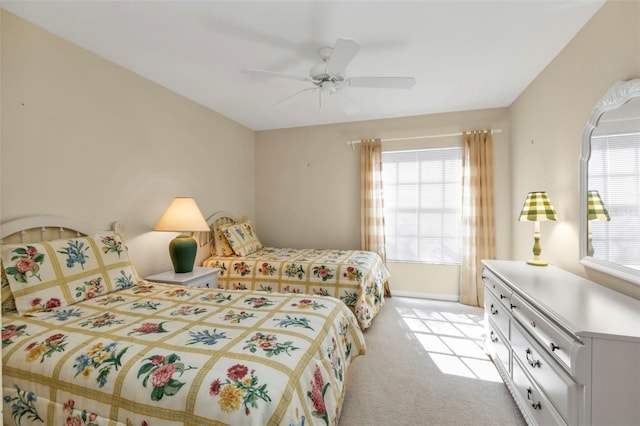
[{"x1": 321, "y1": 81, "x2": 339, "y2": 94}]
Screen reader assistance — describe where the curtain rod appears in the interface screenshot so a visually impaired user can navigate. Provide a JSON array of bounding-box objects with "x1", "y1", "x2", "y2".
[{"x1": 347, "y1": 128, "x2": 502, "y2": 148}]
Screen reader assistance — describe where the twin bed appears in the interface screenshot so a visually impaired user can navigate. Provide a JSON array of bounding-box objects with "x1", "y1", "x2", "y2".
[
  {"x1": 202, "y1": 212, "x2": 390, "y2": 330},
  {"x1": 0, "y1": 215, "x2": 375, "y2": 425}
]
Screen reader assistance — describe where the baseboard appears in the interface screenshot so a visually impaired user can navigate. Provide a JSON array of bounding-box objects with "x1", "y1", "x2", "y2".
[{"x1": 390, "y1": 290, "x2": 459, "y2": 302}]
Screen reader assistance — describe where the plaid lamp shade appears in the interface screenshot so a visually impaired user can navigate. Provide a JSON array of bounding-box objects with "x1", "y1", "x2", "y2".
[
  {"x1": 587, "y1": 190, "x2": 611, "y2": 221},
  {"x1": 519, "y1": 191, "x2": 557, "y2": 221}
]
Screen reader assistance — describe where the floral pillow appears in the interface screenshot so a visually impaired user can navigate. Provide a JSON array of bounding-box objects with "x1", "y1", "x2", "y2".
[
  {"x1": 213, "y1": 226, "x2": 235, "y2": 257},
  {"x1": 0, "y1": 233, "x2": 140, "y2": 316},
  {"x1": 1, "y1": 260, "x2": 17, "y2": 313},
  {"x1": 219, "y1": 221, "x2": 263, "y2": 257}
]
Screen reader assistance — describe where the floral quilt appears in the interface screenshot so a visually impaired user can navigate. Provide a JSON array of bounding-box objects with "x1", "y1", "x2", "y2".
[
  {"x1": 2, "y1": 283, "x2": 365, "y2": 425},
  {"x1": 203, "y1": 248, "x2": 390, "y2": 329}
]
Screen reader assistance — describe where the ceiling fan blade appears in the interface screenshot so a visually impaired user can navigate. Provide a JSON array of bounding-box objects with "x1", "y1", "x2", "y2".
[
  {"x1": 326, "y1": 38, "x2": 361, "y2": 75},
  {"x1": 242, "y1": 68, "x2": 312, "y2": 82},
  {"x1": 348, "y1": 76, "x2": 416, "y2": 89},
  {"x1": 275, "y1": 87, "x2": 318, "y2": 109}
]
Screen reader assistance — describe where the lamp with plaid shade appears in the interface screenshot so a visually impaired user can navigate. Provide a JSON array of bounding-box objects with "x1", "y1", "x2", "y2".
[
  {"x1": 587, "y1": 190, "x2": 611, "y2": 256},
  {"x1": 519, "y1": 191, "x2": 557, "y2": 266}
]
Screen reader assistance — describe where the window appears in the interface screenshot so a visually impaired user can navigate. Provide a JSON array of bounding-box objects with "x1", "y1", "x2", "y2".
[
  {"x1": 589, "y1": 132, "x2": 640, "y2": 269},
  {"x1": 382, "y1": 147, "x2": 462, "y2": 264}
]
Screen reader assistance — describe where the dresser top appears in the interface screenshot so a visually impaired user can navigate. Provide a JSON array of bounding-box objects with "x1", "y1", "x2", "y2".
[{"x1": 482, "y1": 260, "x2": 640, "y2": 341}]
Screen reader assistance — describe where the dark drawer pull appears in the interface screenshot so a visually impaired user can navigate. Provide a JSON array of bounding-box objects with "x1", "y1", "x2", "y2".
[
  {"x1": 527, "y1": 388, "x2": 542, "y2": 410},
  {"x1": 510, "y1": 303, "x2": 516, "y2": 310},
  {"x1": 550, "y1": 343, "x2": 560, "y2": 352},
  {"x1": 490, "y1": 331, "x2": 498, "y2": 343},
  {"x1": 490, "y1": 304, "x2": 498, "y2": 315},
  {"x1": 525, "y1": 348, "x2": 541, "y2": 368},
  {"x1": 500, "y1": 294, "x2": 507, "y2": 300}
]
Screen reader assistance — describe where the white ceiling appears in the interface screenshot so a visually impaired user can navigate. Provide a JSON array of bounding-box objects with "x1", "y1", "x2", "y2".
[{"x1": 2, "y1": 0, "x2": 605, "y2": 131}]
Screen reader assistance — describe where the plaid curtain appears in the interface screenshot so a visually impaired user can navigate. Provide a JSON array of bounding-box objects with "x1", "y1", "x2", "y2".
[
  {"x1": 460, "y1": 131, "x2": 496, "y2": 307},
  {"x1": 360, "y1": 139, "x2": 391, "y2": 297}
]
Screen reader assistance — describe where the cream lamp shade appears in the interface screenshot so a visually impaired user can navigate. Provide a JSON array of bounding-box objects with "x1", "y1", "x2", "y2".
[
  {"x1": 518, "y1": 191, "x2": 557, "y2": 266},
  {"x1": 154, "y1": 197, "x2": 210, "y2": 273}
]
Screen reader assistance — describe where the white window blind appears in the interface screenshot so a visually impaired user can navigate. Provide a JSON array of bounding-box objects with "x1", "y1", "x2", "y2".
[
  {"x1": 589, "y1": 132, "x2": 640, "y2": 269},
  {"x1": 382, "y1": 147, "x2": 462, "y2": 264}
]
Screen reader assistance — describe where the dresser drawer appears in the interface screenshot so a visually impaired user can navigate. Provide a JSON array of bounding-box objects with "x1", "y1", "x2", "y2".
[
  {"x1": 483, "y1": 269, "x2": 512, "y2": 309},
  {"x1": 484, "y1": 289, "x2": 510, "y2": 339},
  {"x1": 512, "y1": 356, "x2": 567, "y2": 426},
  {"x1": 511, "y1": 321, "x2": 581, "y2": 424},
  {"x1": 486, "y1": 317, "x2": 511, "y2": 375},
  {"x1": 510, "y1": 293, "x2": 581, "y2": 372}
]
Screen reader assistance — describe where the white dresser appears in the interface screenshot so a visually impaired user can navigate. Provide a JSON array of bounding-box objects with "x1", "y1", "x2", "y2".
[{"x1": 482, "y1": 260, "x2": 640, "y2": 426}]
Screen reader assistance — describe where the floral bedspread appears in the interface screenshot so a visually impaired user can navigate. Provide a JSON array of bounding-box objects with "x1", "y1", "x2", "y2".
[
  {"x1": 2, "y1": 283, "x2": 365, "y2": 425},
  {"x1": 203, "y1": 248, "x2": 390, "y2": 329}
]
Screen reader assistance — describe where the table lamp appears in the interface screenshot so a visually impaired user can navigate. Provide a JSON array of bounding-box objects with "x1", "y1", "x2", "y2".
[
  {"x1": 587, "y1": 189, "x2": 611, "y2": 256},
  {"x1": 154, "y1": 197, "x2": 210, "y2": 273},
  {"x1": 519, "y1": 191, "x2": 557, "y2": 266}
]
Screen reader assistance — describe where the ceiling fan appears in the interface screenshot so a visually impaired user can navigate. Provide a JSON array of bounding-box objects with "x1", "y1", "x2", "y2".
[{"x1": 242, "y1": 38, "x2": 416, "y2": 114}]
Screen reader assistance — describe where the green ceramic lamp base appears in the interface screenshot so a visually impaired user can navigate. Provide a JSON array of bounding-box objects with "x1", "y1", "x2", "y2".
[{"x1": 169, "y1": 234, "x2": 197, "y2": 273}]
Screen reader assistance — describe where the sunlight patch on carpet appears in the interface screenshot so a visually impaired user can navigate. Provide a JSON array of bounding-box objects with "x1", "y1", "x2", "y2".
[{"x1": 397, "y1": 305, "x2": 504, "y2": 383}]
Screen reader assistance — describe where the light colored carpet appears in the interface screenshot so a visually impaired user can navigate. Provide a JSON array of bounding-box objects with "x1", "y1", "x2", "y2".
[{"x1": 339, "y1": 296, "x2": 526, "y2": 425}]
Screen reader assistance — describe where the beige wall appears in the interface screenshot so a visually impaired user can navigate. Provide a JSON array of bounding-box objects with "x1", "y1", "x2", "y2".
[
  {"x1": 255, "y1": 108, "x2": 510, "y2": 298},
  {"x1": 3, "y1": 1, "x2": 639, "y2": 300},
  {"x1": 0, "y1": 11, "x2": 255, "y2": 278},
  {"x1": 510, "y1": 0, "x2": 640, "y2": 299}
]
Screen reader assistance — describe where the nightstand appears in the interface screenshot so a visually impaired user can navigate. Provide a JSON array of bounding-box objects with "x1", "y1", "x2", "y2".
[{"x1": 145, "y1": 267, "x2": 220, "y2": 289}]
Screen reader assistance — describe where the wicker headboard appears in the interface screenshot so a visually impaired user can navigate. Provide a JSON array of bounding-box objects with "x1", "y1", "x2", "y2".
[
  {"x1": 203, "y1": 211, "x2": 246, "y2": 254},
  {"x1": 0, "y1": 215, "x2": 124, "y2": 244},
  {"x1": 206, "y1": 211, "x2": 241, "y2": 231},
  {"x1": 1, "y1": 216, "x2": 94, "y2": 244}
]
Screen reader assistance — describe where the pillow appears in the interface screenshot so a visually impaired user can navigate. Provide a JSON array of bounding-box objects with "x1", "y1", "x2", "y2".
[
  {"x1": 1, "y1": 260, "x2": 17, "y2": 313},
  {"x1": 1, "y1": 233, "x2": 139, "y2": 316},
  {"x1": 219, "y1": 221, "x2": 263, "y2": 257},
  {"x1": 213, "y1": 226, "x2": 235, "y2": 257}
]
